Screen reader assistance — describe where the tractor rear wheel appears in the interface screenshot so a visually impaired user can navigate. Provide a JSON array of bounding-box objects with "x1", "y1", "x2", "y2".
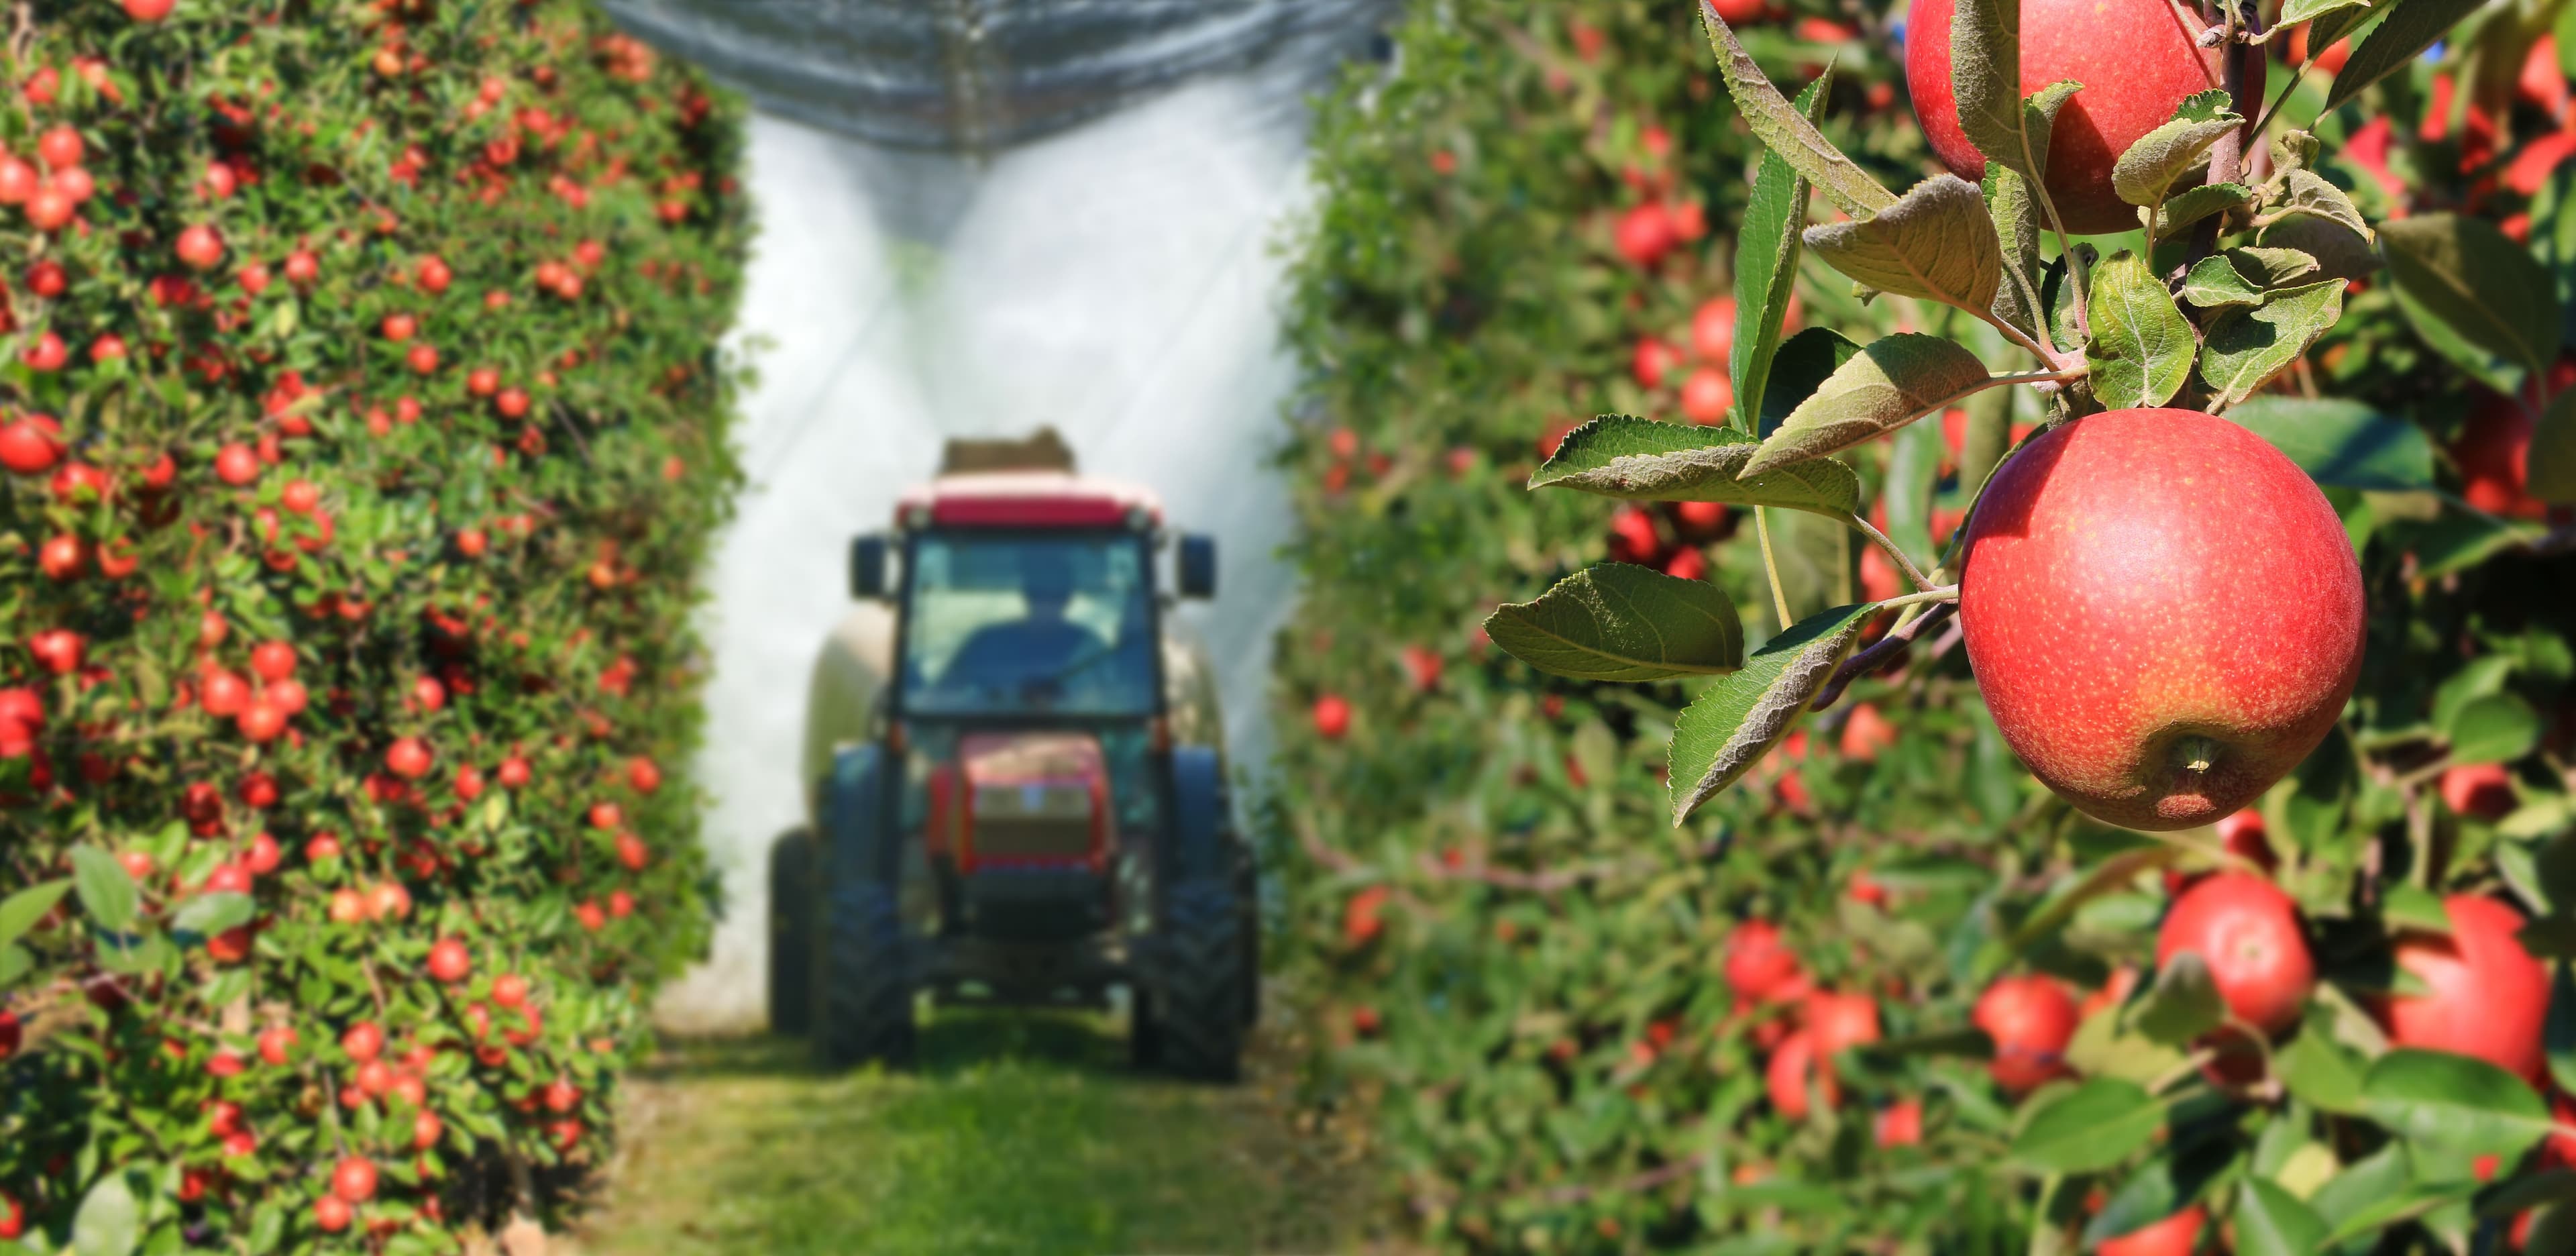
[
  {"x1": 767, "y1": 829, "x2": 816, "y2": 1036},
  {"x1": 1156, "y1": 878, "x2": 1248, "y2": 1082},
  {"x1": 813, "y1": 878, "x2": 914, "y2": 1069}
]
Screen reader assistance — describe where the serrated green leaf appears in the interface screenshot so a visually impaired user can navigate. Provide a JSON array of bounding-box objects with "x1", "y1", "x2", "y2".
[
  {"x1": 2159, "y1": 182, "x2": 2253, "y2": 235},
  {"x1": 2379, "y1": 214, "x2": 2563, "y2": 377},
  {"x1": 69, "y1": 845, "x2": 140, "y2": 935},
  {"x1": 2444, "y1": 692, "x2": 2541, "y2": 766},
  {"x1": 0, "y1": 879, "x2": 71, "y2": 950},
  {"x1": 2222, "y1": 397, "x2": 2434, "y2": 489},
  {"x1": 1741, "y1": 335, "x2": 1993, "y2": 476},
  {"x1": 2272, "y1": 169, "x2": 2373, "y2": 239},
  {"x1": 2182, "y1": 248, "x2": 2322, "y2": 308},
  {"x1": 2324, "y1": 0, "x2": 2489, "y2": 113},
  {"x1": 1485, "y1": 564, "x2": 1743, "y2": 683},
  {"x1": 1988, "y1": 166, "x2": 2047, "y2": 337},
  {"x1": 2359, "y1": 1048, "x2": 2553, "y2": 1159},
  {"x1": 1531, "y1": 415, "x2": 1861, "y2": 517},
  {"x1": 2282, "y1": 0, "x2": 2371, "y2": 25},
  {"x1": 1802, "y1": 175, "x2": 2002, "y2": 313},
  {"x1": 2112, "y1": 91, "x2": 2243, "y2": 207},
  {"x1": 2200, "y1": 280, "x2": 2348, "y2": 407},
  {"x1": 2530, "y1": 388, "x2": 2576, "y2": 505},
  {"x1": 1731, "y1": 72, "x2": 1835, "y2": 435},
  {"x1": 2279, "y1": 1007, "x2": 2369, "y2": 1113},
  {"x1": 1699, "y1": 3, "x2": 1895, "y2": 219},
  {"x1": 2086, "y1": 251, "x2": 2196, "y2": 408},
  {"x1": 2383, "y1": 884, "x2": 2452, "y2": 932},
  {"x1": 73, "y1": 1170, "x2": 142, "y2": 1256},
  {"x1": 1952, "y1": 0, "x2": 2078, "y2": 190},
  {"x1": 2235, "y1": 1178, "x2": 2331, "y2": 1256},
  {"x1": 1667, "y1": 601, "x2": 1877, "y2": 823},
  {"x1": 2009, "y1": 1078, "x2": 2165, "y2": 1173},
  {"x1": 169, "y1": 892, "x2": 256, "y2": 941},
  {"x1": 1758, "y1": 327, "x2": 1865, "y2": 436},
  {"x1": 2127, "y1": 951, "x2": 2225, "y2": 1045}
]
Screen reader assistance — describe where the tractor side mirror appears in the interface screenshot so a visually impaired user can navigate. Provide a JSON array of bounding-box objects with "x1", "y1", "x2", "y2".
[
  {"x1": 1177, "y1": 533, "x2": 1217, "y2": 599},
  {"x1": 849, "y1": 535, "x2": 890, "y2": 600}
]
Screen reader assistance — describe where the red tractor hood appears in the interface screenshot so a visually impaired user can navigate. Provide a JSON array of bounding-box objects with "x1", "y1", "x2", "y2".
[{"x1": 926, "y1": 732, "x2": 1112, "y2": 874}]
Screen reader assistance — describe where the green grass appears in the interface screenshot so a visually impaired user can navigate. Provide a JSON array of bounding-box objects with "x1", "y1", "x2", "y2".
[{"x1": 568, "y1": 1013, "x2": 1369, "y2": 1256}]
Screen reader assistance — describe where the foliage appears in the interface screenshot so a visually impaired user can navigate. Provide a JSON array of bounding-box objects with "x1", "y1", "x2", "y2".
[
  {"x1": 1271, "y1": 0, "x2": 2576, "y2": 1249},
  {"x1": 0, "y1": 1, "x2": 747, "y2": 1251}
]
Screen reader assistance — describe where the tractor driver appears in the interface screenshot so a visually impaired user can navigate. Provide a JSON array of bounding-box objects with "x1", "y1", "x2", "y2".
[{"x1": 938, "y1": 546, "x2": 1104, "y2": 698}]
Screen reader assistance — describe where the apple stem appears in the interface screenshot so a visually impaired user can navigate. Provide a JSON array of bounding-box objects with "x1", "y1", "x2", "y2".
[
  {"x1": 1808, "y1": 599, "x2": 1959, "y2": 715},
  {"x1": 1845, "y1": 512, "x2": 1935, "y2": 592},
  {"x1": 1754, "y1": 506, "x2": 1793, "y2": 631}
]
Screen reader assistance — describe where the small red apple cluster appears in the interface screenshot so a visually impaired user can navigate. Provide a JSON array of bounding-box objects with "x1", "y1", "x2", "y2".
[{"x1": 0, "y1": 1, "x2": 744, "y2": 1248}]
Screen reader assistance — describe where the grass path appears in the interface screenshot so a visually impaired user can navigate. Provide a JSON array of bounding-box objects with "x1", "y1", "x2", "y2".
[{"x1": 566, "y1": 1014, "x2": 1375, "y2": 1256}]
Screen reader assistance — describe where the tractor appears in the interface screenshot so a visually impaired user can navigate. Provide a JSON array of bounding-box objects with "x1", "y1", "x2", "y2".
[{"x1": 767, "y1": 431, "x2": 1258, "y2": 1080}]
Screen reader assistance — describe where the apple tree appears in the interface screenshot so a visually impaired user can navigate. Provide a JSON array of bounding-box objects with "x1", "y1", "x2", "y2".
[
  {"x1": 0, "y1": 2, "x2": 746, "y2": 1251},
  {"x1": 1271, "y1": 0, "x2": 2576, "y2": 1247}
]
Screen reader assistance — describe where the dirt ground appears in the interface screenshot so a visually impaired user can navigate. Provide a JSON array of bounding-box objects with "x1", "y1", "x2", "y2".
[{"x1": 557, "y1": 1010, "x2": 1387, "y2": 1256}]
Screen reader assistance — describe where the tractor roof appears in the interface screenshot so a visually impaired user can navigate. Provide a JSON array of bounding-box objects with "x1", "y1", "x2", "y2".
[{"x1": 896, "y1": 471, "x2": 1165, "y2": 529}]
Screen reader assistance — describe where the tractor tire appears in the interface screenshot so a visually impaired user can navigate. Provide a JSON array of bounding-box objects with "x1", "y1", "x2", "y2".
[
  {"x1": 767, "y1": 829, "x2": 816, "y2": 1037},
  {"x1": 1156, "y1": 878, "x2": 1248, "y2": 1082},
  {"x1": 812, "y1": 878, "x2": 914, "y2": 1069},
  {"x1": 1235, "y1": 850, "x2": 1263, "y2": 1029}
]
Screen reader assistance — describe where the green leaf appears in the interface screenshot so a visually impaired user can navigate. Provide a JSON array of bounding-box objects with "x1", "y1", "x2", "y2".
[
  {"x1": 2086, "y1": 251, "x2": 2196, "y2": 408},
  {"x1": 2548, "y1": 965, "x2": 2576, "y2": 1098},
  {"x1": 2383, "y1": 884, "x2": 2453, "y2": 933},
  {"x1": 2008, "y1": 1078, "x2": 2166, "y2": 1173},
  {"x1": 1758, "y1": 327, "x2": 1865, "y2": 436},
  {"x1": 2222, "y1": 397, "x2": 2434, "y2": 490},
  {"x1": 2324, "y1": 0, "x2": 2490, "y2": 113},
  {"x1": 2358, "y1": 1048, "x2": 2553, "y2": 1159},
  {"x1": 73, "y1": 1170, "x2": 142, "y2": 1256},
  {"x1": 2200, "y1": 280, "x2": 2349, "y2": 407},
  {"x1": 1987, "y1": 166, "x2": 2047, "y2": 337},
  {"x1": 1801, "y1": 175, "x2": 2002, "y2": 313},
  {"x1": 2477, "y1": 1168, "x2": 2576, "y2": 1220},
  {"x1": 2126, "y1": 951, "x2": 2226, "y2": 1045},
  {"x1": 1698, "y1": 3, "x2": 1896, "y2": 219},
  {"x1": 0, "y1": 943, "x2": 30, "y2": 987},
  {"x1": 2525, "y1": 385, "x2": 2576, "y2": 505},
  {"x1": 0, "y1": 878, "x2": 71, "y2": 950},
  {"x1": 2273, "y1": 169, "x2": 2373, "y2": 240},
  {"x1": 1667, "y1": 601, "x2": 1878, "y2": 824},
  {"x1": 2112, "y1": 90, "x2": 2243, "y2": 208},
  {"x1": 1531, "y1": 415, "x2": 1861, "y2": 518},
  {"x1": 1485, "y1": 565, "x2": 1745, "y2": 683},
  {"x1": 2281, "y1": 0, "x2": 2371, "y2": 25},
  {"x1": 1740, "y1": 335, "x2": 1993, "y2": 476},
  {"x1": 2443, "y1": 692, "x2": 2541, "y2": 766},
  {"x1": 1731, "y1": 72, "x2": 1835, "y2": 435},
  {"x1": 2378, "y1": 214, "x2": 2563, "y2": 378},
  {"x1": 2235, "y1": 1178, "x2": 2331, "y2": 1256},
  {"x1": 2259, "y1": 214, "x2": 2380, "y2": 284},
  {"x1": 2279, "y1": 1018, "x2": 2368, "y2": 1114},
  {"x1": 169, "y1": 892, "x2": 256, "y2": 941},
  {"x1": 2160, "y1": 182, "x2": 2253, "y2": 235},
  {"x1": 1951, "y1": 0, "x2": 2076, "y2": 190},
  {"x1": 69, "y1": 845, "x2": 140, "y2": 935},
  {"x1": 2182, "y1": 248, "x2": 2322, "y2": 309}
]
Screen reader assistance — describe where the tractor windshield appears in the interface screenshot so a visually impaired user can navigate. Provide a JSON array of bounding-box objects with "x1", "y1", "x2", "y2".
[{"x1": 900, "y1": 531, "x2": 1158, "y2": 717}]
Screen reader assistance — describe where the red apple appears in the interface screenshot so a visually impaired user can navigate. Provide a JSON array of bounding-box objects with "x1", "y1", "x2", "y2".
[
  {"x1": 2156, "y1": 872, "x2": 2314, "y2": 1034},
  {"x1": 1612, "y1": 202, "x2": 1677, "y2": 267},
  {"x1": 1905, "y1": 0, "x2": 2231, "y2": 234},
  {"x1": 2383, "y1": 895, "x2": 2550, "y2": 1080},
  {"x1": 331, "y1": 1156, "x2": 377, "y2": 1203},
  {"x1": 428, "y1": 937, "x2": 471, "y2": 983},
  {"x1": 174, "y1": 224, "x2": 223, "y2": 270},
  {"x1": 1974, "y1": 974, "x2": 2076, "y2": 1092},
  {"x1": 1959, "y1": 410, "x2": 2365, "y2": 831},
  {"x1": 1766, "y1": 1028, "x2": 1838, "y2": 1120},
  {"x1": 1690, "y1": 296, "x2": 1737, "y2": 362},
  {"x1": 1874, "y1": 1098, "x2": 1923, "y2": 1147},
  {"x1": 1679, "y1": 367, "x2": 1733, "y2": 424},
  {"x1": 1311, "y1": 694, "x2": 1350, "y2": 740},
  {"x1": 1723, "y1": 920, "x2": 1806, "y2": 1004},
  {"x1": 2098, "y1": 1206, "x2": 2204, "y2": 1256},
  {"x1": 2440, "y1": 762, "x2": 2517, "y2": 820}
]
